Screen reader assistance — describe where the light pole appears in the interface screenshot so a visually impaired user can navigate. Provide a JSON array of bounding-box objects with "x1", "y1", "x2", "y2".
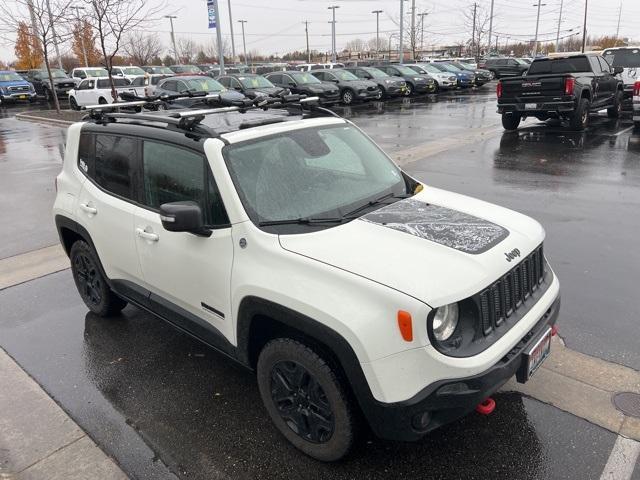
[
  {"x1": 532, "y1": 1, "x2": 547, "y2": 57},
  {"x1": 410, "y1": 0, "x2": 416, "y2": 61},
  {"x1": 581, "y1": 0, "x2": 588, "y2": 53},
  {"x1": 555, "y1": 0, "x2": 564, "y2": 52},
  {"x1": 417, "y1": 12, "x2": 428, "y2": 55},
  {"x1": 238, "y1": 19, "x2": 248, "y2": 66},
  {"x1": 372, "y1": 10, "x2": 383, "y2": 58},
  {"x1": 72, "y1": 5, "x2": 88, "y2": 67},
  {"x1": 488, "y1": 0, "x2": 495, "y2": 53},
  {"x1": 227, "y1": 0, "x2": 236, "y2": 63},
  {"x1": 165, "y1": 15, "x2": 178, "y2": 64},
  {"x1": 212, "y1": 0, "x2": 225, "y2": 73},
  {"x1": 399, "y1": 0, "x2": 405, "y2": 64},
  {"x1": 303, "y1": 20, "x2": 310, "y2": 63},
  {"x1": 328, "y1": 6, "x2": 339, "y2": 63}
]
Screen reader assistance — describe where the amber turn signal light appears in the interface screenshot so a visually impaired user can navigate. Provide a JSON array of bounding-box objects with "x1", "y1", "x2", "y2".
[{"x1": 397, "y1": 310, "x2": 413, "y2": 342}]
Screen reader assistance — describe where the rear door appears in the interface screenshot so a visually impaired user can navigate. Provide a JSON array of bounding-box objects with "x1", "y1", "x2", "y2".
[
  {"x1": 132, "y1": 139, "x2": 234, "y2": 342},
  {"x1": 75, "y1": 132, "x2": 142, "y2": 284},
  {"x1": 588, "y1": 56, "x2": 608, "y2": 107}
]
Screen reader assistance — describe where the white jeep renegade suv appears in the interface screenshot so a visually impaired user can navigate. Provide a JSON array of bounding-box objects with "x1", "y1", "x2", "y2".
[{"x1": 53, "y1": 100, "x2": 560, "y2": 461}]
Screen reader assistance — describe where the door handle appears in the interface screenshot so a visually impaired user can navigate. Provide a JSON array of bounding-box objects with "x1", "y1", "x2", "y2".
[
  {"x1": 79, "y1": 203, "x2": 97, "y2": 215},
  {"x1": 136, "y1": 227, "x2": 159, "y2": 242}
]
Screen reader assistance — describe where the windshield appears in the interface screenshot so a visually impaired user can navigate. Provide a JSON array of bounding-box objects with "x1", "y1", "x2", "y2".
[
  {"x1": 459, "y1": 62, "x2": 475, "y2": 70},
  {"x1": 420, "y1": 64, "x2": 442, "y2": 74},
  {"x1": 150, "y1": 66, "x2": 174, "y2": 74},
  {"x1": 85, "y1": 69, "x2": 108, "y2": 77},
  {"x1": 224, "y1": 124, "x2": 406, "y2": 225},
  {"x1": 528, "y1": 57, "x2": 590, "y2": 74},
  {"x1": 183, "y1": 77, "x2": 225, "y2": 92},
  {"x1": 291, "y1": 72, "x2": 321, "y2": 84},
  {"x1": 364, "y1": 68, "x2": 389, "y2": 79},
  {"x1": 439, "y1": 63, "x2": 461, "y2": 72},
  {"x1": 122, "y1": 67, "x2": 145, "y2": 76},
  {"x1": 47, "y1": 69, "x2": 68, "y2": 79},
  {"x1": 515, "y1": 58, "x2": 529, "y2": 65},
  {"x1": 173, "y1": 65, "x2": 201, "y2": 74},
  {"x1": 333, "y1": 70, "x2": 358, "y2": 81},
  {"x1": 603, "y1": 48, "x2": 640, "y2": 68},
  {"x1": 407, "y1": 65, "x2": 427, "y2": 74},
  {"x1": 429, "y1": 63, "x2": 449, "y2": 73},
  {"x1": 0, "y1": 72, "x2": 24, "y2": 82},
  {"x1": 395, "y1": 65, "x2": 419, "y2": 76},
  {"x1": 239, "y1": 75, "x2": 274, "y2": 88}
]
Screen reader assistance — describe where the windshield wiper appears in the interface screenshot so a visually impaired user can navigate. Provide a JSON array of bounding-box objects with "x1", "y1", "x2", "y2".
[
  {"x1": 258, "y1": 217, "x2": 346, "y2": 227},
  {"x1": 343, "y1": 192, "x2": 411, "y2": 219}
]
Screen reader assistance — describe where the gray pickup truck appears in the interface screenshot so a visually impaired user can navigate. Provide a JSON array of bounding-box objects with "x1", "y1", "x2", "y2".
[{"x1": 497, "y1": 53, "x2": 624, "y2": 131}]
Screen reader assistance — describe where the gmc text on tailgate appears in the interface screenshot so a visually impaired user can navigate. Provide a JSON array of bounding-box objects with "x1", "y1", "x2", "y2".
[{"x1": 497, "y1": 53, "x2": 624, "y2": 131}]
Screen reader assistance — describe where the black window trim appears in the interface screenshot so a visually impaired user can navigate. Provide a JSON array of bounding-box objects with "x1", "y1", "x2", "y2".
[{"x1": 77, "y1": 130, "x2": 230, "y2": 229}]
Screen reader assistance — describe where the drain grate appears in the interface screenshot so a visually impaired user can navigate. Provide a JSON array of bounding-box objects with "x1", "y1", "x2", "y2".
[{"x1": 613, "y1": 392, "x2": 640, "y2": 418}]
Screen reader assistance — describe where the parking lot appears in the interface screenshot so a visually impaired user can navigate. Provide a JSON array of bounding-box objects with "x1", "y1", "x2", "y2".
[{"x1": 1, "y1": 87, "x2": 640, "y2": 479}]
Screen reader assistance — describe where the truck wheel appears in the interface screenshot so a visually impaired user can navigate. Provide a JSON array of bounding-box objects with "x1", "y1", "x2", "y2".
[
  {"x1": 569, "y1": 98, "x2": 590, "y2": 130},
  {"x1": 69, "y1": 97, "x2": 79, "y2": 111},
  {"x1": 98, "y1": 97, "x2": 108, "y2": 104},
  {"x1": 257, "y1": 338, "x2": 355, "y2": 462},
  {"x1": 70, "y1": 240, "x2": 127, "y2": 317},
  {"x1": 501, "y1": 112, "x2": 521, "y2": 131},
  {"x1": 44, "y1": 88, "x2": 52, "y2": 101},
  {"x1": 607, "y1": 91, "x2": 623, "y2": 119}
]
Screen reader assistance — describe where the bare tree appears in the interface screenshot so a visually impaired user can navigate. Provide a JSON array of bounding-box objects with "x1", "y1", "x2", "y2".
[
  {"x1": 177, "y1": 37, "x2": 197, "y2": 64},
  {"x1": 122, "y1": 31, "x2": 163, "y2": 66},
  {"x1": 83, "y1": 0, "x2": 168, "y2": 101},
  {"x1": 0, "y1": 0, "x2": 74, "y2": 113},
  {"x1": 203, "y1": 38, "x2": 231, "y2": 63},
  {"x1": 463, "y1": 3, "x2": 491, "y2": 59}
]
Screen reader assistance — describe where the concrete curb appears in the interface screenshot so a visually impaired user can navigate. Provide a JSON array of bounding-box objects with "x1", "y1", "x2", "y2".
[
  {"x1": 0, "y1": 348, "x2": 128, "y2": 479},
  {"x1": 15, "y1": 113, "x2": 74, "y2": 128}
]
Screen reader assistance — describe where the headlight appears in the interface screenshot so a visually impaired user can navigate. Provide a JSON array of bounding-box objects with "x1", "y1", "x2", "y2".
[
  {"x1": 414, "y1": 77, "x2": 422, "y2": 81},
  {"x1": 384, "y1": 79, "x2": 393, "y2": 84},
  {"x1": 432, "y1": 303, "x2": 459, "y2": 341}
]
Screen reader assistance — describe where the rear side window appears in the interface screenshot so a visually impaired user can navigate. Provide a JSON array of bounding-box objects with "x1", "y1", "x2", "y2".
[
  {"x1": 142, "y1": 141, "x2": 228, "y2": 226},
  {"x1": 78, "y1": 132, "x2": 94, "y2": 176},
  {"x1": 94, "y1": 134, "x2": 137, "y2": 200},
  {"x1": 528, "y1": 57, "x2": 591, "y2": 74}
]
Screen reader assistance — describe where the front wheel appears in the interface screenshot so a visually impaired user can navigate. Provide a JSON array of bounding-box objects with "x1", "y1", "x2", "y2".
[
  {"x1": 257, "y1": 338, "x2": 355, "y2": 462},
  {"x1": 69, "y1": 96, "x2": 79, "y2": 111},
  {"x1": 341, "y1": 89, "x2": 354, "y2": 105},
  {"x1": 501, "y1": 112, "x2": 521, "y2": 131},
  {"x1": 70, "y1": 240, "x2": 127, "y2": 317},
  {"x1": 607, "y1": 91, "x2": 623, "y2": 118},
  {"x1": 44, "y1": 88, "x2": 52, "y2": 101},
  {"x1": 404, "y1": 82, "x2": 414, "y2": 96}
]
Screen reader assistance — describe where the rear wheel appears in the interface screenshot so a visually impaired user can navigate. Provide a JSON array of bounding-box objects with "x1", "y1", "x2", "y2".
[
  {"x1": 70, "y1": 241, "x2": 127, "y2": 317},
  {"x1": 44, "y1": 88, "x2": 52, "y2": 101},
  {"x1": 607, "y1": 90, "x2": 623, "y2": 118},
  {"x1": 98, "y1": 97, "x2": 108, "y2": 104},
  {"x1": 257, "y1": 338, "x2": 355, "y2": 462},
  {"x1": 569, "y1": 97, "x2": 590, "y2": 130},
  {"x1": 501, "y1": 112, "x2": 521, "y2": 131}
]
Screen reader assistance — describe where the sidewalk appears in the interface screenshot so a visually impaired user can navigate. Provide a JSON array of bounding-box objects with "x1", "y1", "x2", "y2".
[{"x1": 0, "y1": 348, "x2": 127, "y2": 480}]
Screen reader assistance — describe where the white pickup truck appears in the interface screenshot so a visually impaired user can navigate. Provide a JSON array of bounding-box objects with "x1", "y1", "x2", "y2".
[{"x1": 68, "y1": 77, "x2": 131, "y2": 110}]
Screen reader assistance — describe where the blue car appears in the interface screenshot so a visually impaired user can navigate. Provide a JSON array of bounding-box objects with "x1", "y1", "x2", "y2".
[
  {"x1": 431, "y1": 62, "x2": 476, "y2": 88},
  {"x1": 0, "y1": 70, "x2": 37, "y2": 105}
]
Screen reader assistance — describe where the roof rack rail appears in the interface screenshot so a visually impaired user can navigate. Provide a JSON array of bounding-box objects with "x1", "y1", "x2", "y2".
[{"x1": 81, "y1": 92, "x2": 341, "y2": 138}]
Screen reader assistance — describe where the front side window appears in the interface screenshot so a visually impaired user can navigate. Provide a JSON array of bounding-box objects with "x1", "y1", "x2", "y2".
[
  {"x1": 223, "y1": 124, "x2": 406, "y2": 225},
  {"x1": 86, "y1": 69, "x2": 109, "y2": 77},
  {"x1": 291, "y1": 72, "x2": 321, "y2": 84},
  {"x1": 142, "y1": 141, "x2": 228, "y2": 225},
  {"x1": 363, "y1": 68, "x2": 389, "y2": 79},
  {"x1": 94, "y1": 135, "x2": 137, "y2": 200}
]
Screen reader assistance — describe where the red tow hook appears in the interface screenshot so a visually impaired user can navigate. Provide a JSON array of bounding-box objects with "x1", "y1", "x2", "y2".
[
  {"x1": 476, "y1": 397, "x2": 496, "y2": 415},
  {"x1": 551, "y1": 325, "x2": 559, "y2": 337}
]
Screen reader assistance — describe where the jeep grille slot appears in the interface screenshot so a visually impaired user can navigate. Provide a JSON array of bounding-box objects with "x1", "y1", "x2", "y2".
[{"x1": 478, "y1": 244, "x2": 545, "y2": 336}]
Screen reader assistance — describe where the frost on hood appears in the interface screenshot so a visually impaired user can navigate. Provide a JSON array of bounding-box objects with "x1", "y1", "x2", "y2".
[{"x1": 359, "y1": 198, "x2": 508, "y2": 254}]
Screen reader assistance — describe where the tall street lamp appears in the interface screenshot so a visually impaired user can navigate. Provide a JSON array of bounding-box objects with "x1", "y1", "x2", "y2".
[
  {"x1": 532, "y1": 1, "x2": 547, "y2": 57},
  {"x1": 72, "y1": 5, "x2": 88, "y2": 67},
  {"x1": 238, "y1": 19, "x2": 248, "y2": 65},
  {"x1": 165, "y1": 15, "x2": 178, "y2": 64},
  {"x1": 372, "y1": 10, "x2": 383, "y2": 59},
  {"x1": 328, "y1": 5, "x2": 339, "y2": 63}
]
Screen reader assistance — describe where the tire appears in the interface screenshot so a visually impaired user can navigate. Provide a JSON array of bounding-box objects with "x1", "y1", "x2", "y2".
[
  {"x1": 635, "y1": 121, "x2": 640, "y2": 130},
  {"x1": 607, "y1": 91, "x2": 623, "y2": 119},
  {"x1": 501, "y1": 112, "x2": 521, "y2": 131},
  {"x1": 257, "y1": 338, "x2": 355, "y2": 462},
  {"x1": 98, "y1": 97, "x2": 108, "y2": 104},
  {"x1": 44, "y1": 88, "x2": 52, "y2": 101},
  {"x1": 341, "y1": 89, "x2": 354, "y2": 105},
  {"x1": 569, "y1": 97, "x2": 590, "y2": 131},
  {"x1": 433, "y1": 82, "x2": 440, "y2": 93},
  {"x1": 490, "y1": 70, "x2": 498, "y2": 80},
  {"x1": 69, "y1": 97, "x2": 79, "y2": 111},
  {"x1": 404, "y1": 82, "x2": 414, "y2": 96},
  {"x1": 70, "y1": 240, "x2": 127, "y2": 317}
]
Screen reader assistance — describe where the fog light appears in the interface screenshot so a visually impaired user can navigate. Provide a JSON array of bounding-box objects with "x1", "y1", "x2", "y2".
[{"x1": 411, "y1": 411, "x2": 431, "y2": 431}]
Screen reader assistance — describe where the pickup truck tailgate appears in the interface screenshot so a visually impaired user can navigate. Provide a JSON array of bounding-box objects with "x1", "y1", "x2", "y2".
[{"x1": 501, "y1": 75, "x2": 566, "y2": 100}]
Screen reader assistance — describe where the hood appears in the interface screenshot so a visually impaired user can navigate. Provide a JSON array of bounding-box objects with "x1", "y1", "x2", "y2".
[
  {"x1": 279, "y1": 187, "x2": 545, "y2": 306},
  {"x1": 245, "y1": 86, "x2": 286, "y2": 97},
  {"x1": 0, "y1": 79, "x2": 31, "y2": 87}
]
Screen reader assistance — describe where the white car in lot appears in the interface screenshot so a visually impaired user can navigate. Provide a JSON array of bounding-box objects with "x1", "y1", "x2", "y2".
[
  {"x1": 68, "y1": 77, "x2": 131, "y2": 109},
  {"x1": 110, "y1": 66, "x2": 147, "y2": 82},
  {"x1": 602, "y1": 46, "x2": 640, "y2": 105},
  {"x1": 70, "y1": 67, "x2": 109, "y2": 86},
  {"x1": 53, "y1": 98, "x2": 560, "y2": 461},
  {"x1": 405, "y1": 63, "x2": 458, "y2": 90}
]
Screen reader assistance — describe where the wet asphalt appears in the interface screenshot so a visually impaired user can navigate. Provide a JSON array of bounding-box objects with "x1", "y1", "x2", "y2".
[{"x1": 0, "y1": 91, "x2": 638, "y2": 479}]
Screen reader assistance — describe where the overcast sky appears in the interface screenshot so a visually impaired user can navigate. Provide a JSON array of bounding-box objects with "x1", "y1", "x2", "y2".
[{"x1": 1, "y1": 0, "x2": 638, "y2": 62}]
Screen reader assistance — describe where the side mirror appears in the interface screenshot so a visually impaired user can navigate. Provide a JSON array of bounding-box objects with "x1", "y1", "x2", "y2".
[
  {"x1": 289, "y1": 81, "x2": 296, "y2": 87},
  {"x1": 159, "y1": 201, "x2": 211, "y2": 237},
  {"x1": 613, "y1": 66, "x2": 624, "y2": 75}
]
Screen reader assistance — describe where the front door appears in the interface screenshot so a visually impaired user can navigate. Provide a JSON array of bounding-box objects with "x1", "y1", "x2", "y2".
[{"x1": 133, "y1": 139, "x2": 234, "y2": 343}]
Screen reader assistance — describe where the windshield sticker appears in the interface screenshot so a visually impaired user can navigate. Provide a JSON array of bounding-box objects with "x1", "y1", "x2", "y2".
[{"x1": 359, "y1": 198, "x2": 508, "y2": 254}]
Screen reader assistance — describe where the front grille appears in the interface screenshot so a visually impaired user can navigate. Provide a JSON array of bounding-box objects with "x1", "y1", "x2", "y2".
[
  {"x1": 367, "y1": 85, "x2": 376, "y2": 91},
  {"x1": 478, "y1": 244, "x2": 545, "y2": 336},
  {"x1": 8, "y1": 86, "x2": 29, "y2": 92}
]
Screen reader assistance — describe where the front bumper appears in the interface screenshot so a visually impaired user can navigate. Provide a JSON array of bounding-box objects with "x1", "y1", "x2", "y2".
[
  {"x1": 1, "y1": 92, "x2": 37, "y2": 101},
  {"x1": 414, "y1": 82, "x2": 436, "y2": 93},
  {"x1": 385, "y1": 84, "x2": 407, "y2": 96},
  {"x1": 457, "y1": 78, "x2": 475, "y2": 88},
  {"x1": 318, "y1": 95, "x2": 341, "y2": 105},
  {"x1": 357, "y1": 89, "x2": 382, "y2": 100},
  {"x1": 362, "y1": 294, "x2": 560, "y2": 441}
]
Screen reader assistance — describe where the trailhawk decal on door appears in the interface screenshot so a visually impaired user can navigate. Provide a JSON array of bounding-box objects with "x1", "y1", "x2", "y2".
[{"x1": 359, "y1": 198, "x2": 508, "y2": 254}]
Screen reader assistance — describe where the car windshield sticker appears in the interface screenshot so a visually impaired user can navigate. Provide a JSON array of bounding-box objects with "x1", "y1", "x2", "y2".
[{"x1": 359, "y1": 198, "x2": 509, "y2": 254}]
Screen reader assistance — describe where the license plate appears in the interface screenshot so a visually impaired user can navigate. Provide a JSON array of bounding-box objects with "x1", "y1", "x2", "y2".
[
  {"x1": 19, "y1": 95, "x2": 27, "y2": 99},
  {"x1": 519, "y1": 327, "x2": 552, "y2": 382},
  {"x1": 525, "y1": 103, "x2": 538, "y2": 110}
]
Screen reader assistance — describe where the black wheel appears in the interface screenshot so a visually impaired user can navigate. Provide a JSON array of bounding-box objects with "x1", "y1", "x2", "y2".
[
  {"x1": 257, "y1": 338, "x2": 355, "y2": 462},
  {"x1": 607, "y1": 91, "x2": 623, "y2": 119},
  {"x1": 44, "y1": 88, "x2": 52, "y2": 101},
  {"x1": 379, "y1": 86, "x2": 387, "y2": 98},
  {"x1": 98, "y1": 97, "x2": 108, "y2": 104},
  {"x1": 70, "y1": 241, "x2": 127, "y2": 317},
  {"x1": 404, "y1": 82, "x2": 414, "y2": 96},
  {"x1": 501, "y1": 112, "x2": 521, "y2": 131},
  {"x1": 635, "y1": 121, "x2": 640, "y2": 130},
  {"x1": 490, "y1": 70, "x2": 498, "y2": 80},
  {"x1": 341, "y1": 89, "x2": 354, "y2": 105},
  {"x1": 433, "y1": 82, "x2": 440, "y2": 93},
  {"x1": 69, "y1": 96, "x2": 79, "y2": 111},
  {"x1": 569, "y1": 97, "x2": 590, "y2": 131}
]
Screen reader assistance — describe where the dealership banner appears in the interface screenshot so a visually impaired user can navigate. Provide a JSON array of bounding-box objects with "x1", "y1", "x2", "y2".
[{"x1": 207, "y1": 0, "x2": 216, "y2": 29}]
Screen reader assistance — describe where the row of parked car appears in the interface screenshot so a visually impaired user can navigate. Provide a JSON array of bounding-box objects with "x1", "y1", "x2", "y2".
[{"x1": 1, "y1": 59, "x2": 494, "y2": 108}]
